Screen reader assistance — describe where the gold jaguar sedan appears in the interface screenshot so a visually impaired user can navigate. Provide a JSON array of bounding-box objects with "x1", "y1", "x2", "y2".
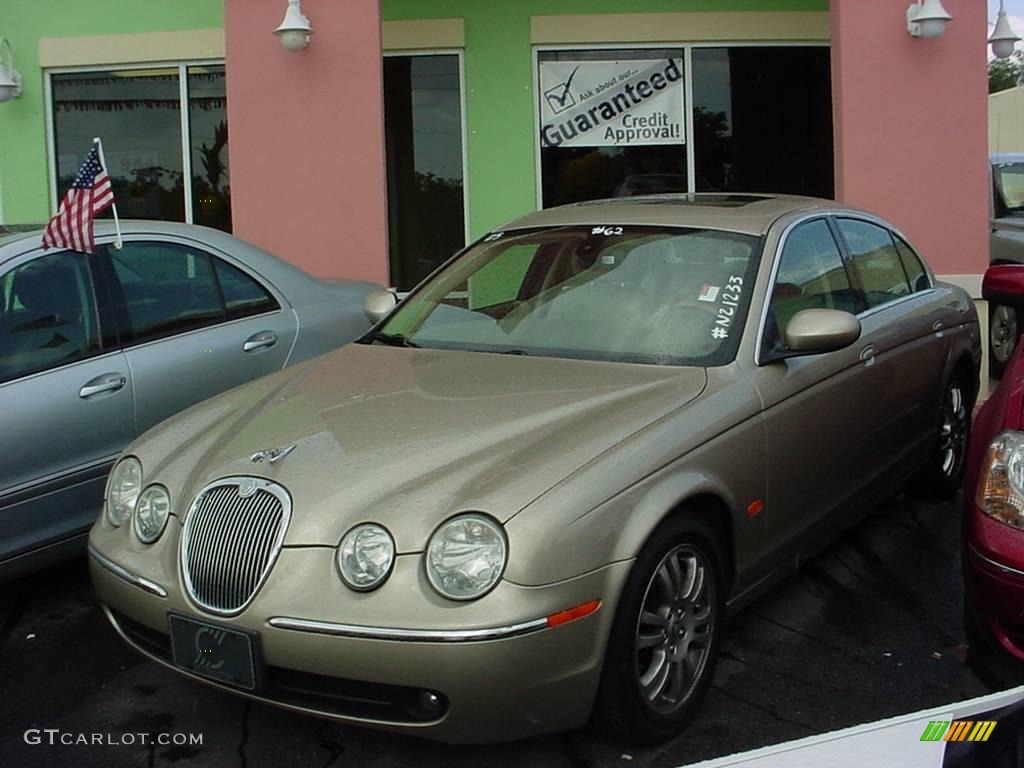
[{"x1": 88, "y1": 195, "x2": 980, "y2": 745}]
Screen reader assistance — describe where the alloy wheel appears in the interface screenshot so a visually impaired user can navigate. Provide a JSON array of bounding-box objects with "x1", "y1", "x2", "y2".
[
  {"x1": 634, "y1": 544, "x2": 716, "y2": 715},
  {"x1": 939, "y1": 381, "x2": 969, "y2": 478}
]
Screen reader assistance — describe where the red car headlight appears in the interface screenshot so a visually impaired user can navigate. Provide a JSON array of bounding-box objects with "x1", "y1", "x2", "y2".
[{"x1": 977, "y1": 430, "x2": 1024, "y2": 529}]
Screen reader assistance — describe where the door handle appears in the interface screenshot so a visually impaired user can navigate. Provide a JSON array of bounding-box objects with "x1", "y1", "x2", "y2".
[
  {"x1": 243, "y1": 331, "x2": 278, "y2": 353},
  {"x1": 860, "y1": 345, "x2": 877, "y2": 363},
  {"x1": 79, "y1": 373, "x2": 127, "y2": 399}
]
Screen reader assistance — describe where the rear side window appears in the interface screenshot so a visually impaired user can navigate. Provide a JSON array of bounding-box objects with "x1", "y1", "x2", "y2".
[
  {"x1": 213, "y1": 259, "x2": 279, "y2": 319},
  {"x1": 108, "y1": 242, "x2": 224, "y2": 344},
  {"x1": 836, "y1": 219, "x2": 911, "y2": 309},
  {"x1": 769, "y1": 219, "x2": 858, "y2": 344},
  {"x1": 892, "y1": 234, "x2": 930, "y2": 293},
  {"x1": 0, "y1": 251, "x2": 101, "y2": 382}
]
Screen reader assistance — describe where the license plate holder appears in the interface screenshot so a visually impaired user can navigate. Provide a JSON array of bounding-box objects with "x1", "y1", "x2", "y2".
[{"x1": 168, "y1": 613, "x2": 259, "y2": 691}]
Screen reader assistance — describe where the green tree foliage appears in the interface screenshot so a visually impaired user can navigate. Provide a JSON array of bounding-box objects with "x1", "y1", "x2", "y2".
[{"x1": 990, "y1": 50, "x2": 1024, "y2": 94}]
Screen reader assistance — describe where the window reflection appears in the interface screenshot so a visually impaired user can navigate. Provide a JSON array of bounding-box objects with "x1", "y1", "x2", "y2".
[
  {"x1": 384, "y1": 55, "x2": 465, "y2": 291},
  {"x1": 52, "y1": 69, "x2": 185, "y2": 222},
  {"x1": 188, "y1": 66, "x2": 230, "y2": 231},
  {"x1": 692, "y1": 48, "x2": 834, "y2": 198}
]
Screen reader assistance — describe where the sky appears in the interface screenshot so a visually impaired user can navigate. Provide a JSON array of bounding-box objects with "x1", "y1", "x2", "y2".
[{"x1": 988, "y1": 0, "x2": 1024, "y2": 56}]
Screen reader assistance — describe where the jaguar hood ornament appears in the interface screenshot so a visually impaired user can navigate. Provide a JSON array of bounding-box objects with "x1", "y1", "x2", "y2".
[{"x1": 249, "y1": 444, "x2": 297, "y2": 465}]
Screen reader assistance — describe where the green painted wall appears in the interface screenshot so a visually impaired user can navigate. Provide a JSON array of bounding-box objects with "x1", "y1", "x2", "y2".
[
  {"x1": 0, "y1": 1, "x2": 223, "y2": 224},
  {"x1": 1, "y1": 0, "x2": 827, "y2": 233},
  {"x1": 381, "y1": 0, "x2": 828, "y2": 239}
]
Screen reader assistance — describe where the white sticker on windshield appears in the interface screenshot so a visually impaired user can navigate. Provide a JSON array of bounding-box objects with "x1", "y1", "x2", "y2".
[
  {"x1": 484, "y1": 232, "x2": 504, "y2": 242},
  {"x1": 591, "y1": 226, "x2": 624, "y2": 236},
  {"x1": 697, "y1": 285, "x2": 719, "y2": 303}
]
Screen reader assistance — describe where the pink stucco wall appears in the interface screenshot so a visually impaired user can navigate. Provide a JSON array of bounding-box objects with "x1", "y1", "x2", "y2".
[
  {"x1": 831, "y1": 0, "x2": 989, "y2": 279},
  {"x1": 225, "y1": 0, "x2": 388, "y2": 284}
]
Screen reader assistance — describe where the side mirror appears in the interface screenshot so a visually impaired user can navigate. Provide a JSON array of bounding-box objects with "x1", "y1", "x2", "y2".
[
  {"x1": 983, "y1": 264, "x2": 1024, "y2": 309},
  {"x1": 363, "y1": 289, "x2": 398, "y2": 325},
  {"x1": 784, "y1": 308, "x2": 861, "y2": 355}
]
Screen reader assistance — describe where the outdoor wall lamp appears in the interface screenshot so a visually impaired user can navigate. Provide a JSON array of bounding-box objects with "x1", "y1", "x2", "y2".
[
  {"x1": 990, "y1": 0, "x2": 1021, "y2": 60},
  {"x1": 906, "y1": 0, "x2": 952, "y2": 40},
  {"x1": 273, "y1": 0, "x2": 313, "y2": 52},
  {"x1": 0, "y1": 38, "x2": 23, "y2": 103}
]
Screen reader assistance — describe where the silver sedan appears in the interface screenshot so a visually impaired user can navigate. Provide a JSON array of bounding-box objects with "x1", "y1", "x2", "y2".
[{"x1": 1, "y1": 221, "x2": 378, "y2": 580}]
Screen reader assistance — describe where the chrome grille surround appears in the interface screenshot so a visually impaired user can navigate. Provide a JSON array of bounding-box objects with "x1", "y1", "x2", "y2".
[{"x1": 180, "y1": 477, "x2": 292, "y2": 616}]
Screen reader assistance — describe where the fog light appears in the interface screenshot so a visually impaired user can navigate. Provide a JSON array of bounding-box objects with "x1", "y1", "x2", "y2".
[{"x1": 404, "y1": 689, "x2": 447, "y2": 720}]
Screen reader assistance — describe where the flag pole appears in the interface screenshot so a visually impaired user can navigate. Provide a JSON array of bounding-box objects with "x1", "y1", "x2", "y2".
[{"x1": 93, "y1": 136, "x2": 122, "y2": 250}]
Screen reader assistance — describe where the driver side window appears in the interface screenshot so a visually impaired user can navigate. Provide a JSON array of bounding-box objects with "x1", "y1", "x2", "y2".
[{"x1": 768, "y1": 219, "x2": 857, "y2": 350}]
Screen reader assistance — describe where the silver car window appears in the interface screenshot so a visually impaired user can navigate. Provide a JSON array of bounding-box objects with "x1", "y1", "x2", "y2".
[
  {"x1": 377, "y1": 225, "x2": 760, "y2": 366},
  {"x1": 0, "y1": 251, "x2": 101, "y2": 383}
]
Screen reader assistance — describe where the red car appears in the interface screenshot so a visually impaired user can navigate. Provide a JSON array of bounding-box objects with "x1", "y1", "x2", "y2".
[{"x1": 965, "y1": 264, "x2": 1024, "y2": 679}]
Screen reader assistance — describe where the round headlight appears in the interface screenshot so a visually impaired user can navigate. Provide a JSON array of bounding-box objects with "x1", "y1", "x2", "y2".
[
  {"x1": 106, "y1": 457, "x2": 142, "y2": 527},
  {"x1": 426, "y1": 514, "x2": 507, "y2": 600},
  {"x1": 337, "y1": 524, "x2": 395, "y2": 591},
  {"x1": 134, "y1": 485, "x2": 170, "y2": 544}
]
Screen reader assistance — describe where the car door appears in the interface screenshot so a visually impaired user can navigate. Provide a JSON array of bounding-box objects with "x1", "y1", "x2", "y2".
[
  {"x1": 833, "y1": 217, "x2": 950, "y2": 466},
  {"x1": 0, "y1": 247, "x2": 134, "y2": 567},
  {"x1": 100, "y1": 237, "x2": 299, "y2": 434},
  {"x1": 754, "y1": 216, "x2": 890, "y2": 561}
]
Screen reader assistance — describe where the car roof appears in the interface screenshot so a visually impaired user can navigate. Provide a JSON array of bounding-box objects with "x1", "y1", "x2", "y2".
[
  {"x1": 495, "y1": 194, "x2": 852, "y2": 236},
  {"x1": 0, "y1": 220, "x2": 286, "y2": 272},
  {"x1": 993, "y1": 153, "x2": 1024, "y2": 164}
]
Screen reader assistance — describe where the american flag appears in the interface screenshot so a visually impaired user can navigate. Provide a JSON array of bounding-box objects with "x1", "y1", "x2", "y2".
[{"x1": 42, "y1": 145, "x2": 115, "y2": 255}]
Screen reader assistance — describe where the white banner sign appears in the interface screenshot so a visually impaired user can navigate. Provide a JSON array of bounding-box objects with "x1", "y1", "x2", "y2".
[{"x1": 539, "y1": 58, "x2": 686, "y2": 149}]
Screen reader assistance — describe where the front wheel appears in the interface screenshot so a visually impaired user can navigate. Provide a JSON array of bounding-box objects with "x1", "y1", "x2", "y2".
[
  {"x1": 908, "y1": 368, "x2": 972, "y2": 500},
  {"x1": 593, "y1": 517, "x2": 724, "y2": 745}
]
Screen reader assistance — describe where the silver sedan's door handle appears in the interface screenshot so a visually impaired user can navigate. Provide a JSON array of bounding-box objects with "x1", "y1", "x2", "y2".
[
  {"x1": 79, "y1": 373, "x2": 127, "y2": 399},
  {"x1": 243, "y1": 331, "x2": 278, "y2": 353},
  {"x1": 860, "y1": 344, "x2": 877, "y2": 363}
]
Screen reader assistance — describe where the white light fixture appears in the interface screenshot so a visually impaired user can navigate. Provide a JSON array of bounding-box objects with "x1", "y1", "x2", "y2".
[
  {"x1": 990, "y1": 0, "x2": 1021, "y2": 60},
  {"x1": 906, "y1": 0, "x2": 953, "y2": 40},
  {"x1": 0, "y1": 38, "x2": 22, "y2": 103},
  {"x1": 273, "y1": 0, "x2": 313, "y2": 52}
]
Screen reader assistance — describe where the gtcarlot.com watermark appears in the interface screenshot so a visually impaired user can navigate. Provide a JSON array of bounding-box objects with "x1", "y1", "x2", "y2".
[{"x1": 24, "y1": 729, "x2": 203, "y2": 747}]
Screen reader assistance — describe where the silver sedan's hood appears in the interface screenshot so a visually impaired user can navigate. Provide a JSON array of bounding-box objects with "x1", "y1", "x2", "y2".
[{"x1": 136, "y1": 344, "x2": 707, "y2": 551}]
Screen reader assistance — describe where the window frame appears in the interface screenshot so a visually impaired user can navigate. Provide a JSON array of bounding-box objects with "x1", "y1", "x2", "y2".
[
  {"x1": 97, "y1": 236, "x2": 283, "y2": 350},
  {"x1": 43, "y1": 59, "x2": 226, "y2": 226},
  {"x1": 756, "y1": 214, "x2": 859, "y2": 364},
  {"x1": 530, "y1": 41, "x2": 832, "y2": 210},
  {"x1": 832, "y1": 216, "x2": 935, "y2": 316},
  {"x1": 0, "y1": 245, "x2": 113, "y2": 385}
]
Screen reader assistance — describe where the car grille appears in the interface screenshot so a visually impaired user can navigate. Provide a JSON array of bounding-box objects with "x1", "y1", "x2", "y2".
[{"x1": 180, "y1": 477, "x2": 291, "y2": 615}]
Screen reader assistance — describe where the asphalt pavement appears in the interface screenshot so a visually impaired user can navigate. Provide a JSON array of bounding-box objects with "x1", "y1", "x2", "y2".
[{"x1": 0, "y1": 493, "x2": 1000, "y2": 768}]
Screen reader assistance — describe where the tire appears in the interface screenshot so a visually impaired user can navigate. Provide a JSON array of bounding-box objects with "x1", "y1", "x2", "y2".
[
  {"x1": 593, "y1": 515, "x2": 724, "y2": 745},
  {"x1": 908, "y1": 368, "x2": 972, "y2": 500},
  {"x1": 989, "y1": 303, "x2": 1019, "y2": 379}
]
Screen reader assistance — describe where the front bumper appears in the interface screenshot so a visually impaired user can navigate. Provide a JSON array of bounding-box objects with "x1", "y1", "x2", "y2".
[
  {"x1": 966, "y1": 543, "x2": 1024, "y2": 663},
  {"x1": 88, "y1": 535, "x2": 631, "y2": 744}
]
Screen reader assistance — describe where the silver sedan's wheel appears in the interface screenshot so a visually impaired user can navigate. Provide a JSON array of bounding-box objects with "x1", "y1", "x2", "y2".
[
  {"x1": 635, "y1": 545, "x2": 715, "y2": 715},
  {"x1": 990, "y1": 304, "x2": 1018, "y2": 377}
]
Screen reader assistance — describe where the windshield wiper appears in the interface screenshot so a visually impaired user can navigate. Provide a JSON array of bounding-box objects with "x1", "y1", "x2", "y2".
[
  {"x1": 368, "y1": 331, "x2": 421, "y2": 348},
  {"x1": 501, "y1": 349, "x2": 530, "y2": 355}
]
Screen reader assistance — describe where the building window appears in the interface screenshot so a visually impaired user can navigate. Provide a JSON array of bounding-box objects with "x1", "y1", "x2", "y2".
[
  {"x1": 537, "y1": 45, "x2": 833, "y2": 208},
  {"x1": 383, "y1": 53, "x2": 466, "y2": 292},
  {"x1": 692, "y1": 47, "x2": 833, "y2": 198},
  {"x1": 50, "y1": 64, "x2": 230, "y2": 231}
]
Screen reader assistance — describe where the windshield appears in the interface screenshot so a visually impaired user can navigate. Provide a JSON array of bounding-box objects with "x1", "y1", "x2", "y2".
[
  {"x1": 995, "y1": 160, "x2": 1024, "y2": 215},
  {"x1": 370, "y1": 225, "x2": 761, "y2": 366}
]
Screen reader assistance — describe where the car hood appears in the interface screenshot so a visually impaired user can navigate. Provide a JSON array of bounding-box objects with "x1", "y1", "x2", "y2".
[{"x1": 138, "y1": 344, "x2": 707, "y2": 551}]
